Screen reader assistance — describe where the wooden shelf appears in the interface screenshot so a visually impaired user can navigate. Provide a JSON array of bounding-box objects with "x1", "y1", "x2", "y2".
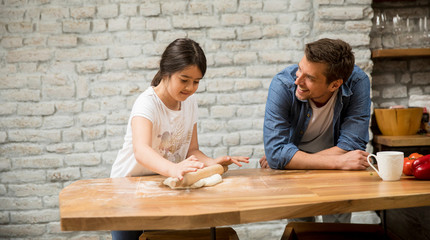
[
  {"x1": 373, "y1": 0, "x2": 418, "y2": 2},
  {"x1": 371, "y1": 48, "x2": 430, "y2": 58},
  {"x1": 373, "y1": 135, "x2": 430, "y2": 147}
]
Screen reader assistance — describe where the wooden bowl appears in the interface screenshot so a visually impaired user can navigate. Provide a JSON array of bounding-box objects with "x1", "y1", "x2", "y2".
[{"x1": 374, "y1": 108, "x2": 423, "y2": 136}]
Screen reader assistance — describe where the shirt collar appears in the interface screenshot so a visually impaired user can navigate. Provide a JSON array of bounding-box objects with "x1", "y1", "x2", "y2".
[{"x1": 340, "y1": 80, "x2": 353, "y2": 97}]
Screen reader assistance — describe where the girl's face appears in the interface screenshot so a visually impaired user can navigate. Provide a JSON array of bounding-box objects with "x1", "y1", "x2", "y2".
[{"x1": 157, "y1": 65, "x2": 202, "y2": 109}]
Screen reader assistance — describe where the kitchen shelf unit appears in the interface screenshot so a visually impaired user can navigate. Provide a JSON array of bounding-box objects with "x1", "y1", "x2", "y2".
[{"x1": 371, "y1": 48, "x2": 430, "y2": 58}]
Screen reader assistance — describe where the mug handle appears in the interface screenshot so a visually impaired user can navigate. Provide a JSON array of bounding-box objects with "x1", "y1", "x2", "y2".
[{"x1": 367, "y1": 154, "x2": 379, "y2": 176}]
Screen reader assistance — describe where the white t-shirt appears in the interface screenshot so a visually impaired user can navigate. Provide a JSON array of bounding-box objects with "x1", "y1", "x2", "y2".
[
  {"x1": 298, "y1": 90, "x2": 338, "y2": 153},
  {"x1": 110, "y1": 87, "x2": 198, "y2": 178}
]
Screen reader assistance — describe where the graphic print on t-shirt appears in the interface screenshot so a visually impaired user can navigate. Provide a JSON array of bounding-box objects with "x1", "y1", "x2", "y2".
[{"x1": 157, "y1": 120, "x2": 191, "y2": 163}]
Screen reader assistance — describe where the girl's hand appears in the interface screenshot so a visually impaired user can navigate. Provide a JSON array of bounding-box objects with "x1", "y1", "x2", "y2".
[
  {"x1": 172, "y1": 155, "x2": 204, "y2": 180},
  {"x1": 214, "y1": 156, "x2": 249, "y2": 167}
]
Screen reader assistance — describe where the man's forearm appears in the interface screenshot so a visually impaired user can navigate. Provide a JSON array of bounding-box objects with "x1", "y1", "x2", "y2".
[
  {"x1": 285, "y1": 148, "x2": 370, "y2": 170},
  {"x1": 284, "y1": 150, "x2": 340, "y2": 170},
  {"x1": 317, "y1": 146, "x2": 347, "y2": 155}
]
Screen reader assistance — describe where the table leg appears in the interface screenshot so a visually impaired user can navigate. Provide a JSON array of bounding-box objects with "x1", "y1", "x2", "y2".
[
  {"x1": 211, "y1": 227, "x2": 216, "y2": 240},
  {"x1": 382, "y1": 209, "x2": 388, "y2": 239}
]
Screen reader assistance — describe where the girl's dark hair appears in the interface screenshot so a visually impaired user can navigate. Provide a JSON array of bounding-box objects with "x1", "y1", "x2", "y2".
[
  {"x1": 305, "y1": 38, "x2": 355, "y2": 84},
  {"x1": 151, "y1": 38, "x2": 207, "y2": 86}
]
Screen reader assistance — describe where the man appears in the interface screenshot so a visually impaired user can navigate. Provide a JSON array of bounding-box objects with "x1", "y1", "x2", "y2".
[{"x1": 261, "y1": 38, "x2": 371, "y2": 223}]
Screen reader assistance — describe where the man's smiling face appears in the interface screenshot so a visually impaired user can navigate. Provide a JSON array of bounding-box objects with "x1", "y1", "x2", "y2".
[{"x1": 295, "y1": 56, "x2": 341, "y2": 107}]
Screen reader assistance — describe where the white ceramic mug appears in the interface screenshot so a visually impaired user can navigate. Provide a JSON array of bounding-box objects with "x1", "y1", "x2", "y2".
[{"x1": 367, "y1": 151, "x2": 404, "y2": 181}]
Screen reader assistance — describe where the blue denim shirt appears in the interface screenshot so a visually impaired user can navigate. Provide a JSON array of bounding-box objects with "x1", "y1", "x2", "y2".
[{"x1": 263, "y1": 64, "x2": 371, "y2": 169}]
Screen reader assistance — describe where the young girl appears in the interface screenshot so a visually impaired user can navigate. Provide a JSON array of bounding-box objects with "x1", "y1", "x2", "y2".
[{"x1": 110, "y1": 38, "x2": 249, "y2": 240}]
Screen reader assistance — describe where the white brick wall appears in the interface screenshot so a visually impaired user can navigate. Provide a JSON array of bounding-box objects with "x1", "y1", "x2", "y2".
[
  {"x1": 0, "y1": 0, "x2": 377, "y2": 239},
  {"x1": 372, "y1": 58, "x2": 430, "y2": 109}
]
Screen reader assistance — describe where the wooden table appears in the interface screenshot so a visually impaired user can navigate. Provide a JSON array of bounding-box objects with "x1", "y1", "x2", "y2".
[{"x1": 59, "y1": 169, "x2": 430, "y2": 231}]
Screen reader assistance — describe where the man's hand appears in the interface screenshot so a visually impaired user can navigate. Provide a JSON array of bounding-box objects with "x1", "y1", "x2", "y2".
[
  {"x1": 259, "y1": 155, "x2": 270, "y2": 168},
  {"x1": 336, "y1": 150, "x2": 370, "y2": 170}
]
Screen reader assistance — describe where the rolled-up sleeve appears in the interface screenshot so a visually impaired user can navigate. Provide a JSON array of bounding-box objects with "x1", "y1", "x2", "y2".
[
  {"x1": 336, "y1": 68, "x2": 371, "y2": 151},
  {"x1": 263, "y1": 73, "x2": 300, "y2": 170}
]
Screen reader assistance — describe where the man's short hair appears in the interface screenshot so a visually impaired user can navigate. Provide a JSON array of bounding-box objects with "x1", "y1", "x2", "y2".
[{"x1": 305, "y1": 38, "x2": 355, "y2": 84}]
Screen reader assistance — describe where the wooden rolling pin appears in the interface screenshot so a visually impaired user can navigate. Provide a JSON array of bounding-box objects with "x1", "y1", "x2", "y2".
[{"x1": 173, "y1": 164, "x2": 228, "y2": 188}]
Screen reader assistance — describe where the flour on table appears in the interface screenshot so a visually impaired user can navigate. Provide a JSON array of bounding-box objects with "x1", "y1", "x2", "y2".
[{"x1": 163, "y1": 174, "x2": 222, "y2": 189}]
